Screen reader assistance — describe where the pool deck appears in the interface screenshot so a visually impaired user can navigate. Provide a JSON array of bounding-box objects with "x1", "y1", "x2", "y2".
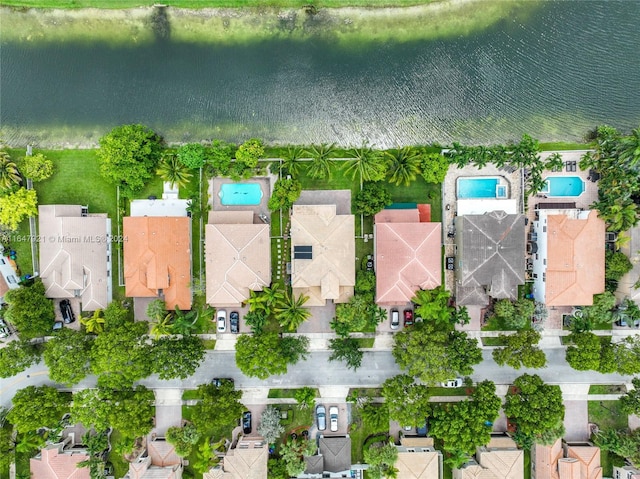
[{"x1": 209, "y1": 176, "x2": 275, "y2": 222}]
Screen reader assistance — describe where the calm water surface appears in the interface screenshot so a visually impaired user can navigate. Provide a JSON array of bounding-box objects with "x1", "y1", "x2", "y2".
[{"x1": 1, "y1": 1, "x2": 639, "y2": 147}]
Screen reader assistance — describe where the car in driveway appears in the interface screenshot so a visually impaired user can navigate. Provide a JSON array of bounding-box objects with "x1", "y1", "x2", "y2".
[
  {"x1": 416, "y1": 418, "x2": 429, "y2": 436},
  {"x1": 217, "y1": 310, "x2": 227, "y2": 332},
  {"x1": 316, "y1": 405, "x2": 326, "y2": 431},
  {"x1": 230, "y1": 311, "x2": 240, "y2": 333},
  {"x1": 404, "y1": 309, "x2": 414, "y2": 327},
  {"x1": 441, "y1": 378, "x2": 463, "y2": 388},
  {"x1": 329, "y1": 406, "x2": 339, "y2": 432},
  {"x1": 60, "y1": 299, "x2": 75, "y2": 324},
  {"x1": 242, "y1": 411, "x2": 252, "y2": 434},
  {"x1": 390, "y1": 309, "x2": 399, "y2": 330}
]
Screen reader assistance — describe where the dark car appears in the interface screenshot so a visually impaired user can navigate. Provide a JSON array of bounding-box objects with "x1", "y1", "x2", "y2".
[
  {"x1": 212, "y1": 378, "x2": 235, "y2": 387},
  {"x1": 60, "y1": 299, "x2": 75, "y2": 324},
  {"x1": 416, "y1": 418, "x2": 429, "y2": 437},
  {"x1": 365, "y1": 255, "x2": 374, "y2": 272},
  {"x1": 230, "y1": 311, "x2": 240, "y2": 334},
  {"x1": 242, "y1": 411, "x2": 252, "y2": 435},
  {"x1": 404, "y1": 309, "x2": 414, "y2": 327}
]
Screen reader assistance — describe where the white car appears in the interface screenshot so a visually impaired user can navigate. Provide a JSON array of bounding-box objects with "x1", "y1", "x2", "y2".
[
  {"x1": 390, "y1": 309, "x2": 399, "y2": 330},
  {"x1": 329, "y1": 406, "x2": 339, "y2": 432},
  {"x1": 441, "y1": 378, "x2": 463, "y2": 388},
  {"x1": 217, "y1": 310, "x2": 227, "y2": 332},
  {"x1": 316, "y1": 405, "x2": 326, "y2": 431}
]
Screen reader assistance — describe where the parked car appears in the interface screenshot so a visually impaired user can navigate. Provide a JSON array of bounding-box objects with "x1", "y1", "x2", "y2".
[
  {"x1": 441, "y1": 378, "x2": 463, "y2": 388},
  {"x1": 230, "y1": 311, "x2": 240, "y2": 334},
  {"x1": 211, "y1": 378, "x2": 234, "y2": 387},
  {"x1": 403, "y1": 309, "x2": 414, "y2": 327},
  {"x1": 329, "y1": 406, "x2": 339, "y2": 432},
  {"x1": 416, "y1": 419, "x2": 429, "y2": 437},
  {"x1": 242, "y1": 411, "x2": 252, "y2": 434},
  {"x1": 217, "y1": 309, "x2": 227, "y2": 332},
  {"x1": 365, "y1": 255, "x2": 374, "y2": 272},
  {"x1": 60, "y1": 299, "x2": 75, "y2": 324},
  {"x1": 615, "y1": 318, "x2": 629, "y2": 327},
  {"x1": 390, "y1": 309, "x2": 400, "y2": 330},
  {"x1": 316, "y1": 405, "x2": 326, "y2": 431}
]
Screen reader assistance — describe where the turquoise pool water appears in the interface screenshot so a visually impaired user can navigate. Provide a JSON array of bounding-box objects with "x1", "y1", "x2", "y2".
[
  {"x1": 219, "y1": 183, "x2": 263, "y2": 206},
  {"x1": 457, "y1": 177, "x2": 500, "y2": 199},
  {"x1": 542, "y1": 176, "x2": 585, "y2": 197}
]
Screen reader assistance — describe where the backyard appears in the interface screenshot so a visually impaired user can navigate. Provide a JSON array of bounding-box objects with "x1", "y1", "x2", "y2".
[{"x1": 588, "y1": 400, "x2": 628, "y2": 477}]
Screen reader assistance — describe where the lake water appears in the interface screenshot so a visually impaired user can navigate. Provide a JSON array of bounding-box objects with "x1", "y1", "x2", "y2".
[{"x1": 1, "y1": 1, "x2": 639, "y2": 147}]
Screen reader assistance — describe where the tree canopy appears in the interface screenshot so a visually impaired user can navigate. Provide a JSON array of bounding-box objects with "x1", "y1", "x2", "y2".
[
  {"x1": 0, "y1": 187, "x2": 37, "y2": 231},
  {"x1": 382, "y1": 374, "x2": 431, "y2": 427},
  {"x1": 235, "y1": 332, "x2": 309, "y2": 379},
  {"x1": 97, "y1": 124, "x2": 163, "y2": 197},
  {"x1": 4, "y1": 279, "x2": 55, "y2": 339},
  {"x1": 268, "y1": 177, "x2": 302, "y2": 211},
  {"x1": 364, "y1": 440, "x2": 399, "y2": 479},
  {"x1": 0, "y1": 339, "x2": 41, "y2": 378},
  {"x1": 43, "y1": 328, "x2": 93, "y2": 385},
  {"x1": 620, "y1": 377, "x2": 640, "y2": 415},
  {"x1": 19, "y1": 153, "x2": 54, "y2": 182},
  {"x1": 235, "y1": 138, "x2": 264, "y2": 169},
  {"x1": 191, "y1": 382, "x2": 245, "y2": 439},
  {"x1": 420, "y1": 152, "x2": 450, "y2": 184},
  {"x1": 150, "y1": 335, "x2": 205, "y2": 380},
  {"x1": 492, "y1": 330, "x2": 547, "y2": 369},
  {"x1": 353, "y1": 181, "x2": 392, "y2": 216},
  {"x1": 7, "y1": 385, "x2": 70, "y2": 433},
  {"x1": 257, "y1": 406, "x2": 285, "y2": 444},
  {"x1": 177, "y1": 143, "x2": 207, "y2": 169},
  {"x1": 328, "y1": 337, "x2": 364, "y2": 371}
]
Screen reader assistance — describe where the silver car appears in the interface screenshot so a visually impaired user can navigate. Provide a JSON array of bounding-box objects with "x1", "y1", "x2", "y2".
[
  {"x1": 316, "y1": 405, "x2": 326, "y2": 431},
  {"x1": 329, "y1": 406, "x2": 339, "y2": 432}
]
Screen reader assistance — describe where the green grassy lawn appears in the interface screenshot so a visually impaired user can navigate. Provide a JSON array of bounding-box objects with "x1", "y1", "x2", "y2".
[
  {"x1": 588, "y1": 384, "x2": 626, "y2": 395},
  {"x1": 539, "y1": 142, "x2": 591, "y2": 151},
  {"x1": 426, "y1": 386, "x2": 468, "y2": 396},
  {"x1": 355, "y1": 337, "x2": 375, "y2": 348},
  {"x1": 108, "y1": 429, "x2": 132, "y2": 479},
  {"x1": 297, "y1": 161, "x2": 360, "y2": 194},
  {"x1": 387, "y1": 177, "x2": 442, "y2": 222},
  {"x1": 482, "y1": 337, "x2": 507, "y2": 346},
  {"x1": 267, "y1": 388, "x2": 318, "y2": 399},
  {"x1": 588, "y1": 400, "x2": 628, "y2": 431},
  {"x1": 524, "y1": 448, "x2": 531, "y2": 479},
  {"x1": 0, "y1": 0, "x2": 435, "y2": 7},
  {"x1": 349, "y1": 403, "x2": 388, "y2": 463},
  {"x1": 182, "y1": 389, "x2": 202, "y2": 400},
  {"x1": 201, "y1": 339, "x2": 216, "y2": 349}
]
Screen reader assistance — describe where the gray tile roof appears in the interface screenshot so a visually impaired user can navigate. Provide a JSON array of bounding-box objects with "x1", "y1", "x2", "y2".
[{"x1": 319, "y1": 437, "x2": 351, "y2": 473}]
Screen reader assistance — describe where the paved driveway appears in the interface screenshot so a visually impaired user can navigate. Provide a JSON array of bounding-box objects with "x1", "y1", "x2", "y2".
[
  {"x1": 563, "y1": 400, "x2": 589, "y2": 442},
  {"x1": 154, "y1": 389, "x2": 183, "y2": 436}
]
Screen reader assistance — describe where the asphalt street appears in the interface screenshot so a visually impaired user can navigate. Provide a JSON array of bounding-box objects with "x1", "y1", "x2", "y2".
[{"x1": 0, "y1": 349, "x2": 634, "y2": 408}]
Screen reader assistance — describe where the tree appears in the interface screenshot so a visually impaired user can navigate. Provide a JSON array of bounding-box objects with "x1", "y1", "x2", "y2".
[
  {"x1": 385, "y1": 147, "x2": 421, "y2": 186},
  {"x1": 412, "y1": 287, "x2": 454, "y2": 327},
  {"x1": 353, "y1": 181, "x2": 392, "y2": 216},
  {"x1": 566, "y1": 332, "x2": 604, "y2": 371},
  {"x1": 543, "y1": 152, "x2": 564, "y2": 172},
  {"x1": 90, "y1": 320, "x2": 151, "y2": 389},
  {"x1": 166, "y1": 424, "x2": 200, "y2": 457},
  {"x1": 491, "y1": 298, "x2": 535, "y2": 330},
  {"x1": 177, "y1": 143, "x2": 206, "y2": 169},
  {"x1": 235, "y1": 332, "x2": 309, "y2": 379},
  {"x1": 191, "y1": 382, "x2": 245, "y2": 439},
  {"x1": 616, "y1": 335, "x2": 640, "y2": 375},
  {"x1": 257, "y1": 406, "x2": 285, "y2": 444},
  {"x1": 7, "y1": 385, "x2": 70, "y2": 433},
  {"x1": 280, "y1": 438, "x2": 317, "y2": 477},
  {"x1": 71, "y1": 387, "x2": 155, "y2": 442},
  {"x1": 156, "y1": 154, "x2": 192, "y2": 189},
  {"x1": 420, "y1": 152, "x2": 449, "y2": 184},
  {"x1": 382, "y1": 375, "x2": 431, "y2": 427},
  {"x1": 620, "y1": 377, "x2": 640, "y2": 415},
  {"x1": 18, "y1": 152, "x2": 54, "y2": 182},
  {"x1": 102, "y1": 301, "x2": 130, "y2": 330},
  {"x1": 244, "y1": 310, "x2": 267, "y2": 333},
  {"x1": 235, "y1": 138, "x2": 264, "y2": 169},
  {"x1": 150, "y1": 312, "x2": 173, "y2": 338},
  {"x1": 171, "y1": 307, "x2": 199, "y2": 336},
  {"x1": 594, "y1": 428, "x2": 640, "y2": 467},
  {"x1": 448, "y1": 331, "x2": 483, "y2": 376},
  {"x1": 605, "y1": 250, "x2": 633, "y2": 281},
  {"x1": 97, "y1": 124, "x2": 163, "y2": 197},
  {"x1": 0, "y1": 339, "x2": 40, "y2": 378},
  {"x1": 329, "y1": 337, "x2": 364, "y2": 370},
  {"x1": 492, "y1": 330, "x2": 547, "y2": 369},
  {"x1": 268, "y1": 177, "x2": 302, "y2": 211},
  {"x1": 268, "y1": 458, "x2": 289, "y2": 479},
  {"x1": 0, "y1": 424, "x2": 15, "y2": 471},
  {"x1": 294, "y1": 387, "x2": 316, "y2": 409},
  {"x1": 275, "y1": 291, "x2": 311, "y2": 332},
  {"x1": 151, "y1": 335, "x2": 205, "y2": 380},
  {"x1": 581, "y1": 291, "x2": 617, "y2": 327},
  {"x1": 43, "y1": 328, "x2": 93, "y2": 385},
  {"x1": 360, "y1": 400, "x2": 390, "y2": 431},
  {"x1": 281, "y1": 147, "x2": 304, "y2": 178},
  {"x1": 207, "y1": 140, "x2": 234, "y2": 176},
  {"x1": 355, "y1": 270, "x2": 376, "y2": 294},
  {"x1": 332, "y1": 294, "x2": 384, "y2": 335},
  {"x1": 0, "y1": 150, "x2": 21, "y2": 189},
  {"x1": 364, "y1": 440, "x2": 398, "y2": 479},
  {"x1": 504, "y1": 374, "x2": 565, "y2": 447},
  {"x1": 4, "y1": 279, "x2": 55, "y2": 339},
  {"x1": 305, "y1": 144, "x2": 335, "y2": 179},
  {"x1": 0, "y1": 187, "x2": 37, "y2": 231},
  {"x1": 80, "y1": 309, "x2": 106, "y2": 334},
  {"x1": 344, "y1": 145, "x2": 386, "y2": 183},
  {"x1": 246, "y1": 283, "x2": 285, "y2": 316}
]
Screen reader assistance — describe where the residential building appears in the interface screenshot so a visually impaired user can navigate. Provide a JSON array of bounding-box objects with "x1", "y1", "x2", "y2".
[
  {"x1": 395, "y1": 437, "x2": 443, "y2": 479},
  {"x1": 532, "y1": 439, "x2": 602, "y2": 479},
  {"x1": 30, "y1": 441, "x2": 90, "y2": 479},
  {"x1": 531, "y1": 209, "x2": 605, "y2": 306},
  {"x1": 205, "y1": 211, "x2": 270, "y2": 307},
  {"x1": 124, "y1": 438, "x2": 183, "y2": 479},
  {"x1": 0, "y1": 245, "x2": 20, "y2": 304},
  {"x1": 613, "y1": 465, "x2": 640, "y2": 479},
  {"x1": 454, "y1": 435, "x2": 523, "y2": 479},
  {"x1": 454, "y1": 211, "x2": 526, "y2": 306},
  {"x1": 38, "y1": 205, "x2": 112, "y2": 311},
  {"x1": 302, "y1": 436, "x2": 353, "y2": 478},
  {"x1": 374, "y1": 208, "x2": 441, "y2": 306},
  {"x1": 290, "y1": 205, "x2": 355, "y2": 306},
  {"x1": 123, "y1": 214, "x2": 192, "y2": 311},
  {"x1": 203, "y1": 438, "x2": 268, "y2": 479}
]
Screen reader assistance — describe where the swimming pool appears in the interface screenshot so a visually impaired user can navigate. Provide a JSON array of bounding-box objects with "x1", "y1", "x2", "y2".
[
  {"x1": 219, "y1": 183, "x2": 263, "y2": 206},
  {"x1": 457, "y1": 177, "x2": 508, "y2": 199},
  {"x1": 541, "y1": 176, "x2": 585, "y2": 197}
]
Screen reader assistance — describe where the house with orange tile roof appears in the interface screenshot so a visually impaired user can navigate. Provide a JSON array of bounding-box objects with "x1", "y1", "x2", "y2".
[
  {"x1": 531, "y1": 438, "x2": 563, "y2": 479},
  {"x1": 124, "y1": 438, "x2": 183, "y2": 479},
  {"x1": 394, "y1": 437, "x2": 443, "y2": 479},
  {"x1": 38, "y1": 205, "x2": 112, "y2": 311},
  {"x1": 532, "y1": 440, "x2": 602, "y2": 479},
  {"x1": 30, "y1": 442, "x2": 90, "y2": 479},
  {"x1": 454, "y1": 211, "x2": 526, "y2": 306},
  {"x1": 203, "y1": 437, "x2": 268, "y2": 479},
  {"x1": 123, "y1": 216, "x2": 192, "y2": 310},
  {"x1": 205, "y1": 211, "x2": 271, "y2": 307},
  {"x1": 613, "y1": 465, "x2": 640, "y2": 479},
  {"x1": 374, "y1": 208, "x2": 441, "y2": 306},
  {"x1": 454, "y1": 436, "x2": 523, "y2": 479},
  {"x1": 290, "y1": 205, "x2": 355, "y2": 306},
  {"x1": 531, "y1": 209, "x2": 605, "y2": 306}
]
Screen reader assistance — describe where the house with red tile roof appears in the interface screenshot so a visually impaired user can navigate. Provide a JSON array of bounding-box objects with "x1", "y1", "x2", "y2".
[
  {"x1": 531, "y1": 209, "x2": 605, "y2": 306},
  {"x1": 203, "y1": 438, "x2": 268, "y2": 479},
  {"x1": 394, "y1": 437, "x2": 443, "y2": 479},
  {"x1": 124, "y1": 438, "x2": 183, "y2": 479},
  {"x1": 532, "y1": 440, "x2": 602, "y2": 479},
  {"x1": 30, "y1": 442, "x2": 90, "y2": 479},
  {"x1": 454, "y1": 436, "x2": 523, "y2": 479},
  {"x1": 374, "y1": 208, "x2": 441, "y2": 306}
]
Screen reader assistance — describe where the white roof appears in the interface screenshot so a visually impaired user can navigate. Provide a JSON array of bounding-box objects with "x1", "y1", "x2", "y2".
[{"x1": 457, "y1": 199, "x2": 518, "y2": 216}]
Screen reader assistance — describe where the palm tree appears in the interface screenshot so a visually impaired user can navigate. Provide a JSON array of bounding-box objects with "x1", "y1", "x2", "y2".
[
  {"x1": 260, "y1": 283, "x2": 285, "y2": 315},
  {"x1": 0, "y1": 151, "x2": 21, "y2": 190},
  {"x1": 246, "y1": 289, "x2": 268, "y2": 314},
  {"x1": 157, "y1": 154, "x2": 192, "y2": 188},
  {"x1": 81, "y1": 310, "x2": 105, "y2": 334},
  {"x1": 618, "y1": 127, "x2": 640, "y2": 168},
  {"x1": 171, "y1": 307, "x2": 199, "y2": 335},
  {"x1": 15, "y1": 432, "x2": 45, "y2": 453},
  {"x1": 305, "y1": 143, "x2": 335, "y2": 179},
  {"x1": 344, "y1": 145, "x2": 385, "y2": 184},
  {"x1": 600, "y1": 201, "x2": 638, "y2": 232},
  {"x1": 275, "y1": 292, "x2": 311, "y2": 332},
  {"x1": 150, "y1": 312, "x2": 173, "y2": 338},
  {"x1": 281, "y1": 147, "x2": 305, "y2": 178},
  {"x1": 385, "y1": 147, "x2": 421, "y2": 186}
]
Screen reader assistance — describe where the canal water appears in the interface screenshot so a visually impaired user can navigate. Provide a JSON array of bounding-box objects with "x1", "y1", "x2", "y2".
[{"x1": 1, "y1": 0, "x2": 639, "y2": 147}]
